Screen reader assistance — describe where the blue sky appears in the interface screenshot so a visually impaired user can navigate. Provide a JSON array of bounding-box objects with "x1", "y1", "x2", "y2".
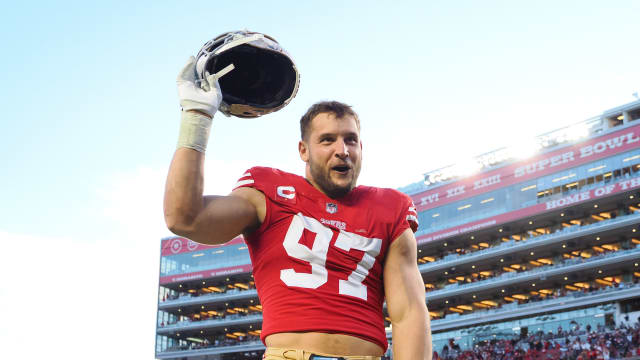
[{"x1": 1, "y1": 1, "x2": 639, "y2": 358}]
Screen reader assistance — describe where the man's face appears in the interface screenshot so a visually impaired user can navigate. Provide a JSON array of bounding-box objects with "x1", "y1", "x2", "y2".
[{"x1": 299, "y1": 112, "x2": 362, "y2": 198}]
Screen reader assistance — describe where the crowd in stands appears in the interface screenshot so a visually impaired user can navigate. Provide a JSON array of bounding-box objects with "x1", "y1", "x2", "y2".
[{"x1": 433, "y1": 320, "x2": 640, "y2": 360}]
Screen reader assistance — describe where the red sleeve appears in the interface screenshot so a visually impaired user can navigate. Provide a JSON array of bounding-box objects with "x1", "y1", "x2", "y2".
[
  {"x1": 231, "y1": 166, "x2": 274, "y2": 239},
  {"x1": 232, "y1": 166, "x2": 279, "y2": 196},
  {"x1": 405, "y1": 195, "x2": 419, "y2": 233},
  {"x1": 232, "y1": 167, "x2": 260, "y2": 191},
  {"x1": 233, "y1": 167, "x2": 300, "y2": 208},
  {"x1": 389, "y1": 191, "x2": 419, "y2": 242}
]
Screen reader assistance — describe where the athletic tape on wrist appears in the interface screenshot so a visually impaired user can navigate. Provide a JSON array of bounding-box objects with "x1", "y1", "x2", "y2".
[{"x1": 176, "y1": 111, "x2": 212, "y2": 153}]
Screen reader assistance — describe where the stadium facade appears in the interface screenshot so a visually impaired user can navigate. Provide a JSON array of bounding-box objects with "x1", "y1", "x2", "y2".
[{"x1": 155, "y1": 99, "x2": 640, "y2": 359}]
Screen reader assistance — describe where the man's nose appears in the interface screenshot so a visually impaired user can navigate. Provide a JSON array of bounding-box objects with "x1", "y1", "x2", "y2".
[{"x1": 335, "y1": 139, "x2": 349, "y2": 158}]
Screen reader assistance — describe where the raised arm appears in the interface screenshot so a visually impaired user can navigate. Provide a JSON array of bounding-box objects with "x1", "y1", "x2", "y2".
[
  {"x1": 164, "y1": 57, "x2": 265, "y2": 245},
  {"x1": 384, "y1": 228, "x2": 432, "y2": 360}
]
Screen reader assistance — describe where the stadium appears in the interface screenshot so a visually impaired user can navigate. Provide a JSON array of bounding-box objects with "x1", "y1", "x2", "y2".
[{"x1": 155, "y1": 98, "x2": 640, "y2": 359}]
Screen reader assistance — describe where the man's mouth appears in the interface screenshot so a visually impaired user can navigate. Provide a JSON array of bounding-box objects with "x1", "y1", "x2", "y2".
[{"x1": 331, "y1": 164, "x2": 351, "y2": 175}]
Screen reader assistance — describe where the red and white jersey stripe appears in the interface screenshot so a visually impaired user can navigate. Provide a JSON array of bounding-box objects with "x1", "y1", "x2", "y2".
[
  {"x1": 406, "y1": 202, "x2": 419, "y2": 232},
  {"x1": 233, "y1": 172, "x2": 254, "y2": 190}
]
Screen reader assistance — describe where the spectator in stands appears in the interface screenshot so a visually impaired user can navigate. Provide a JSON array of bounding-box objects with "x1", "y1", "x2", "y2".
[{"x1": 430, "y1": 321, "x2": 640, "y2": 360}]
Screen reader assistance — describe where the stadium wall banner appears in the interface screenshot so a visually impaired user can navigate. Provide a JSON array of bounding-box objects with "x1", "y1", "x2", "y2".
[
  {"x1": 161, "y1": 236, "x2": 245, "y2": 256},
  {"x1": 413, "y1": 123, "x2": 640, "y2": 212},
  {"x1": 159, "y1": 263, "x2": 253, "y2": 285},
  {"x1": 417, "y1": 176, "x2": 640, "y2": 244}
]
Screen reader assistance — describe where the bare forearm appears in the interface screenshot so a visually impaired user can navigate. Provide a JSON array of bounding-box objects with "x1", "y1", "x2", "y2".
[
  {"x1": 391, "y1": 307, "x2": 432, "y2": 360},
  {"x1": 164, "y1": 147, "x2": 206, "y2": 235}
]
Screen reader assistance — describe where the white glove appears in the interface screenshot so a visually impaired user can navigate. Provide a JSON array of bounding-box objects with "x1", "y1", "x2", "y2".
[
  {"x1": 175, "y1": 56, "x2": 222, "y2": 152},
  {"x1": 176, "y1": 56, "x2": 222, "y2": 118}
]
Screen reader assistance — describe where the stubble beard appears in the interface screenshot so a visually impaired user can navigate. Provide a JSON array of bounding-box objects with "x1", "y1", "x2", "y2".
[{"x1": 308, "y1": 157, "x2": 361, "y2": 199}]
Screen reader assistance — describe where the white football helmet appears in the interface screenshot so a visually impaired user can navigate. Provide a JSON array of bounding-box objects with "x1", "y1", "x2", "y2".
[{"x1": 195, "y1": 30, "x2": 300, "y2": 118}]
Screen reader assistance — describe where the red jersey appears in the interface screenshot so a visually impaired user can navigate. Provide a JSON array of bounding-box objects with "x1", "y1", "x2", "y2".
[{"x1": 233, "y1": 167, "x2": 418, "y2": 350}]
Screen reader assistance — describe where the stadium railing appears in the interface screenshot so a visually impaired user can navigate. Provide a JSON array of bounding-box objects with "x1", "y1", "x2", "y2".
[
  {"x1": 425, "y1": 246, "x2": 640, "y2": 298},
  {"x1": 160, "y1": 288, "x2": 258, "y2": 308},
  {"x1": 419, "y1": 211, "x2": 640, "y2": 274}
]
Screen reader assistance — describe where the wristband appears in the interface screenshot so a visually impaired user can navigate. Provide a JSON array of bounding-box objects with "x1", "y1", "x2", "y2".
[{"x1": 176, "y1": 110, "x2": 212, "y2": 153}]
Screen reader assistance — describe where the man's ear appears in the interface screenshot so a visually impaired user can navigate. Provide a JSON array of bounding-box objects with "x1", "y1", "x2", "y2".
[{"x1": 299, "y1": 140, "x2": 309, "y2": 162}]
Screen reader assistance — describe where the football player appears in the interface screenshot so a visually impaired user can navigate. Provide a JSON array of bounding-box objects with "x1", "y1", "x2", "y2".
[{"x1": 165, "y1": 57, "x2": 432, "y2": 360}]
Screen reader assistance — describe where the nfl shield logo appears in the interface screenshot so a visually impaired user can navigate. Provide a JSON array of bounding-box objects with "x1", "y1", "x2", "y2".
[{"x1": 326, "y1": 202, "x2": 338, "y2": 214}]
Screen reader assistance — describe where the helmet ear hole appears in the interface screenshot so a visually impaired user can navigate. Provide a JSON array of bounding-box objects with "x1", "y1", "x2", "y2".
[{"x1": 195, "y1": 31, "x2": 299, "y2": 118}]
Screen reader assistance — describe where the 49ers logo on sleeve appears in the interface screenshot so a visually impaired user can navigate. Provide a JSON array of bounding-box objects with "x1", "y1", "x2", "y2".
[{"x1": 276, "y1": 185, "x2": 297, "y2": 204}]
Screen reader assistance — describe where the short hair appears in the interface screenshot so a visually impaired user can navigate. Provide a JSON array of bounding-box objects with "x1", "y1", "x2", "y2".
[{"x1": 299, "y1": 101, "x2": 360, "y2": 140}]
